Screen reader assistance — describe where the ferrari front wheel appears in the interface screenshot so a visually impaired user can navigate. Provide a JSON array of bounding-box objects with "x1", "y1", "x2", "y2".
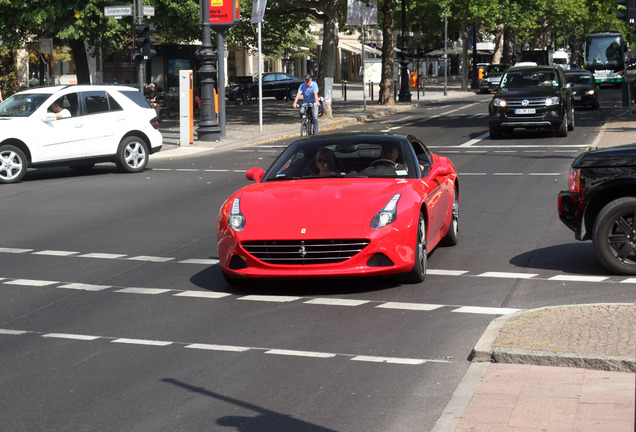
[
  {"x1": 402, "y1": 213, "x2": 427, "y2": 284},
  {"x1": 441, "y1": 187, "x2": 459, "y2": 246}
]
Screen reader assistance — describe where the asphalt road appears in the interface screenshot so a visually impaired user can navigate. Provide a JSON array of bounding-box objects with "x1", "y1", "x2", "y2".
[{"x1": 1, "y1": 88, "x2": 633, "y2": 432}]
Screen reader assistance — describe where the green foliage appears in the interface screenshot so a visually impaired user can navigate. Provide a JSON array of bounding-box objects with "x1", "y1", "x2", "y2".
[{"x1": 228, "y1": 1, "x2": 316, "y2": 59}]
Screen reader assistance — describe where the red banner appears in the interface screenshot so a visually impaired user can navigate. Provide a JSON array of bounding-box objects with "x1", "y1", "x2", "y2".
[{"x1": 210, "y1": 0, "x2": 239, "y2": 25}]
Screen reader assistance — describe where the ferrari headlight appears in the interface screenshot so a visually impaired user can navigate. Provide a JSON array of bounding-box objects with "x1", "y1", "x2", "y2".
[
  {"x1": 545, "y1": 96, "x2": 560, "y2": 106},
  {"x1": 371, "y1": 194, "x2": 400, "y2": 229},
  {"x1": 227, "y1": 198, "x2": 245, "y2": 231},
  {"x1": 493, "y1": 98, "x2": 507, "y2": 107}
]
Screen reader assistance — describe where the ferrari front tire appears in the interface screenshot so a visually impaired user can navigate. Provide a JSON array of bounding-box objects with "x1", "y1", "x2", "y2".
[
  {"x1": 441, "y1": 187, "x2": 459, "y2": 246},
  {"x1": 402, "y1": 213, "x2": 427, "y2": 284}
]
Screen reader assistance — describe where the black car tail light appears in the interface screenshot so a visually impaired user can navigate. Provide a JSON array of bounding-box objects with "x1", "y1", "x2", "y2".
[
  {"x1": 150, "y1": 116, "x2": 159, "y2": 130},
  {"x1": 569, "y1": 168, "x2": 581, "y2": 193}
]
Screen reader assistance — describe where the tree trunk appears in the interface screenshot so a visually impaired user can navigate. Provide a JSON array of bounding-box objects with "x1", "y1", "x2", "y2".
[
  {"x1": 69, "y1": 39, "x2": 91, "y2": 84},
  {"x1": 492, "y1": 24, "x2": 504, "y2": 64},
  {"x1": 378, "y1": 0, "x2": 395, "y2": 105},
  {"x1": 317, "y1": 0, "x2": 340, "y2": 119}
]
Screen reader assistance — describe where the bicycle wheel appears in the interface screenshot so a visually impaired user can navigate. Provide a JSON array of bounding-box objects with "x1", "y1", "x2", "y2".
[{"x1": 300, "y1": 117, "x2": 311, "y2": 137}]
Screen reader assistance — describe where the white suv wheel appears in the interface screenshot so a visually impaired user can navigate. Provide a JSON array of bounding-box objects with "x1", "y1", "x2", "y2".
[{"x1": 0, "y1": 145, "x2": 28, "y2": 184}]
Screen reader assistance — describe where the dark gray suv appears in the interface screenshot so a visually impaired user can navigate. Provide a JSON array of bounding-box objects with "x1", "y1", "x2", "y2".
[{"x1": 488, "y1": 66, "x2": 574, "y2": 139}]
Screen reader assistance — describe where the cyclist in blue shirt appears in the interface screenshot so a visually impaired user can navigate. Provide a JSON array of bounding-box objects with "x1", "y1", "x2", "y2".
[{"x1": 293, "y1": 74, "x2": 319, "y2": 135}]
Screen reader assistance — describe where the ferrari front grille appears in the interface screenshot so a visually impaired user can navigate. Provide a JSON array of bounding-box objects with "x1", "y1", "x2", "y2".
[{"x1": 242, "y1": 239, "x2": 370, "y2": 265}]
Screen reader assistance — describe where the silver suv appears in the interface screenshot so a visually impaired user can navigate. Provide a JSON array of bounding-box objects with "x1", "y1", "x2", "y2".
[{"x1": 0, "y1": 85, "x2": 162, "y2": 184}]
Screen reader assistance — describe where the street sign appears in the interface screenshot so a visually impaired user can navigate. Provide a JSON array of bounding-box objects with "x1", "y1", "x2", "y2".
[
  {"x1": 104, "y1": 5, "x2": 133, "y2": 17},
  {"x1": 143, "y1": 5, "x2": 155, "y2": 17}
]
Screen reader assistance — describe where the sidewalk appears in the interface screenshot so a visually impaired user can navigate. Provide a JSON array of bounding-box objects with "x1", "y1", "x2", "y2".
[
  {"x1": 434, "y1": 304, "x2": 635, "y2": 432},
  {"x1": 154, "y1": 80, "x2": 470, "y2": 158},
  {"x1": 155, "y1": 81, "x2": 636, "y2": 431}
]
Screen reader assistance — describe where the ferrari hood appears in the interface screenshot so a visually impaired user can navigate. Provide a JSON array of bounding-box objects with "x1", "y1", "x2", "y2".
[{"x1": 235, "y1": 179, "x2": 409, "y2": 230}]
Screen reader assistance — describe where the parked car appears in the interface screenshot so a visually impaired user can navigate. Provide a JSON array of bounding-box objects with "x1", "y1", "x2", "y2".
[
  {"x1": 558, "y1": 144, "x2": 636, "y2": 274},
  {"x1": 217, "y1": 133, "x2": 459, "y2": 285},
  {"x1": 479, "y1": 64, "x2": 510, "y2": 93},
  {"x1": 488, "y1": 65, "x2": 574, "y2": 139},
  {"x1": 564, "y1": 70, "x2": 600, "y2": 109},
  {"x1": 226, "y1": 73, "x2": 304, "y2": 102},
  {"x1": 0, "y1": 85, "x2": 162, "y2": 184}
]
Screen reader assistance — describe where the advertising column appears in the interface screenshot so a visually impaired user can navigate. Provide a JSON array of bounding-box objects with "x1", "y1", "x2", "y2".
[{"x1": 180, "y1": 70, "x2": 193, "y2": 146}]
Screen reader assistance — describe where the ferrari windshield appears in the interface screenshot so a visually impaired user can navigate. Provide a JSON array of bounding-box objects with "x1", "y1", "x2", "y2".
[
  {"x1": 0, "y1": 93, "x2": 51, "y2": 117},
  {"x1": 265, "y1": 136, "x2": 420, "y2": 180}
]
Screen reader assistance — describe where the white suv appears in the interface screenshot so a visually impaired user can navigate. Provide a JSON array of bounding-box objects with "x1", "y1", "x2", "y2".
[{"x1": 0, "y1": 84, "x2": 162, "y2": 184}]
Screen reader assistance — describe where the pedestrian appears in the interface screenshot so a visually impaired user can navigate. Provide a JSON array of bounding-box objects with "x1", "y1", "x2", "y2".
[
  {"x1": 293, "y1": 74, "x2": 320, "y2": 135},
  {"x1": 0, "y1": 88, "x2": 3, "y2": 103}
]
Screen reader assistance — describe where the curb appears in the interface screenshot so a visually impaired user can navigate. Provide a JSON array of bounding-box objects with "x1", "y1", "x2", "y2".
[{"x1": 470, "y1": 303, "x2": 636, "y2": 373}]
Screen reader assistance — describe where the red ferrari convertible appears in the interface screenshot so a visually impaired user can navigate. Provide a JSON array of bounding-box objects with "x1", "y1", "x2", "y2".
[{"x1": 217, "y1": 133, "x2": 459, "y2": 285}]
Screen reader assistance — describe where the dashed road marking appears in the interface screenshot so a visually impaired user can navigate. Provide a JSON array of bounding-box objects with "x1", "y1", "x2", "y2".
[{"x1": 0, "y1": 329, "x2": 449, "y2": 366}]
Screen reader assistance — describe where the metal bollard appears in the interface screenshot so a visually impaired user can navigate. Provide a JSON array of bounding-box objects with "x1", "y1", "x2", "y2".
[
  {"x1": 368, "y1": 82, "x2": 373, "y2": 100},
  {"x1": 342, "y1": 80, "x2": 347, "y2": 101}
]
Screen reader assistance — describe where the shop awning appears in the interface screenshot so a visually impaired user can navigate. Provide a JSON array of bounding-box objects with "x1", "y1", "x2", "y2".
[{"x1": 340, "y1": 42, "x2": 382, "y2": 56}]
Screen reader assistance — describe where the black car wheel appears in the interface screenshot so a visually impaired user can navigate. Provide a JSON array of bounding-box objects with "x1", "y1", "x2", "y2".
[
  {"x1": 567, "y1": 105, "x2": 575, "y2": 131},
  {"x1": 489, "y1": 122, "x2": 502, "y2": 139},
  {"x1": 592, "y1": 197, "x2": 636, "y2": 275},
  {"x1": 402, "y1": 213, "x2": 427, "y2": 283},
  {"x1": 556, "y1": 111, "x2": 568, "y2": 137},
  {"x1": 441, "y1": 187, "x2": 459, "y2": 246},
  {"x1": 0, "y1": 145, "x2": 28, "y2": 184}
]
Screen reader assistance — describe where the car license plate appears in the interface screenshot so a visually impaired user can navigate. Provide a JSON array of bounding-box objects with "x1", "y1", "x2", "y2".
[
  {"x1": 514, "y1": 108, "x2": 536, "y2": 114},
  {"x1": 574, "y1": 95, "x2": 582, "y2": 101}
]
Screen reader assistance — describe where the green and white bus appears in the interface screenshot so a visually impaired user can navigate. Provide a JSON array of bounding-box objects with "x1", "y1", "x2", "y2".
[{"x1": 583, "y1": 31, "x2": 628, "y2": 85}]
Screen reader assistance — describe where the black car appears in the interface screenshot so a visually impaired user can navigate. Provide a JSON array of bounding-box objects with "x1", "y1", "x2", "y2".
[
  {"x1": 479, "y1": 64, "x2": 510, "y2": 93},
  {"x1": 488, "y1": 66, "x2": 574, "y2": 139},
  {"x1": 564, "y1": 70, "x2": 600, "y2": 109},
  {"x1": 226, "y1": 73, "x2": 304, "y2": 102},
  {"x1": 558, "y1": 144, "x2": 636, "y2": 274}
]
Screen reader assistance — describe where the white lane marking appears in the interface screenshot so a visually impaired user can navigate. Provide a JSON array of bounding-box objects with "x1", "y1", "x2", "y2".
[
  {"x1": 128, "y1": 256, "x2": 174, "y2": 263},
  {"x1": 179, "y1": 258, "x2": 219, "y2": 265},
  {"x1": 112, "y1": 338, "x2": 173, "y2": 346},
  {"x1": 0, "y1": 329, "x2": 30, "y2": 335},
  {"x1": 453, "y1": 306, "x2": 521, "y2": 315},
  {"x1": 79, "y1": 253, "x2": 127, "y2": 259},
  {"x1": 458, "y1": 172, "x2": 488, "y2": 176},
  {"x1": 459, "y1": 132, "x2": 490, "y2": 147},
  {"x1": 58, "y1": 283, "x2": 111, "y2": 291},
  {"x1": 0, "y1": 247, "x2": 33, "y2": 253},
  {"x1": 114, "y1": 287, "x2": 172, "y2": 295},
  {"x1": 304, "y1": 298, "x2": 370, "y2": 307},
  {"x1": 529, "y1": 173, "x2": 561, "y2": 176},
  {"x1": 477, "y1": 272, "x2": 538, "y2": 279},
  {"x1": 620, "y1": 278, "x2": 636, "y2": 284},
  {"x1": 265, "y1": 349, "x2": 336, "y2": 358},
  {"x1": 493, "y1": 172, "x2": 523, "y2": 176},
  {"x1": 186, "y1": 343, "x2": 250, "y2": 352},
  {"x1": 427, "y1": 269, "x2": 470, "y2": 276},
  {"x1": 548, "y1": 275, "x2": 609, "y2": 282},
  {"x1": 174, "y1": 291, "x2": 232, "y2": 299},
  {"x1": 0, "y1": 328, "x2": 443, "y2": 366},
  {"x1": 350, "y1": 355, "x2": 428, "y2": 365},
  {"x1": 43, "y1": 333, "x2": 100, "y2": 341},
  {"x1": 5, "y1": 279, "x2": 58, "y2": 286},
  {"x1": 376, "y1": 302, "x2": 443, "y2": 311},
  {"x1": 238, "y1": 295, "x2": 302, "y2": 302},
  {"x1": 33, "y1": 250, "x2": 79, "y2": 256}
]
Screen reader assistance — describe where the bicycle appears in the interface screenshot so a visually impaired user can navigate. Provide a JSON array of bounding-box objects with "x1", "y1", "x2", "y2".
[{"x1": 299, "y1": 103, "x2": 314, "y2": 137}]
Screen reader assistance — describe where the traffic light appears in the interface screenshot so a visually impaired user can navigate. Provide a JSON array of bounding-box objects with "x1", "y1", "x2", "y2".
[
  {"x1": 616, "y1": 0, "x2": 636, "y2": 26},
  {"x1": 132, "y1": 23, "x2": 156, "y2": 62}
]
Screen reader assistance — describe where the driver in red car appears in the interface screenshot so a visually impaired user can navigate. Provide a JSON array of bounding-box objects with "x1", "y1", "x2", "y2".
[{"x1": 362, "y1": 144, "x2": 406, "y2": 176}]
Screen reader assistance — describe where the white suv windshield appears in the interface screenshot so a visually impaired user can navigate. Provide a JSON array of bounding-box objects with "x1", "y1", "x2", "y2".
[{"x1": 0, "y1": 93, "x2": 50, "y2": 117}]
